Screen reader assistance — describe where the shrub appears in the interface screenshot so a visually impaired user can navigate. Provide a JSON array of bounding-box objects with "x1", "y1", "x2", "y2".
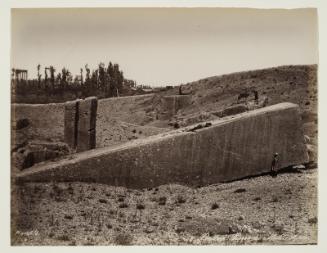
[
  {"x1": 176, "y1": 195, "x2": 186, "y2": 204},
  {"x1": 136, "y1": 203, "x2": 145, "y2": 210},
  {"x1": 211, "y1": 203, "x2": 219, "y2": 210},
  {"x1": 57, "y1": 234, "x2": 70, "y2": 241},
  {"x1": 99, "y1": 199, "x2": 107, "y2": 203},
  {"x1": 119, "y1": 203, "x2": 128, "y2": 208},
  {"x1": 234, "y1": 188, "x2": 246, "y2": 193},
  {"x1": 308, "y1": 217, "x2": 318, "y2": 224},
  {"x1": 272, "y1": 196, "x2": 278, "y2": 203},
  {"x1": 117, "y1": 196, "x2": 125, "y2": 202},
  {"x1": 158, "y1": 196, "x2": 167, "y2": 205},
  {"x1": 113, "y1": 232, "x2": 133, "y2": 245}
]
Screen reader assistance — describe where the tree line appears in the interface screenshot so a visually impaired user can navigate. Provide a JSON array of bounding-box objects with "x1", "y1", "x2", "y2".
[{"x1": 12, "y1": 62, "x2": 139, "y2": 103}]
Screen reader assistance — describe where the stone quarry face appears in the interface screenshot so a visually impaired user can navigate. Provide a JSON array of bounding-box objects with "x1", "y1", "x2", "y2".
[{"x1": 16, "y1": 102, "x2": 308, "y2": 189}]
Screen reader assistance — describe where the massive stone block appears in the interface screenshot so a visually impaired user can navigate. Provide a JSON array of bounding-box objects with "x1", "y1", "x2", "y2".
[
  {"x1": 77, "y1": 97, "x2": 98, "y2": 152},
  {"x1": 16, "y1": 103, "x2": 308, "y2": 189},
  {"x1": 64, "y1": 100, "x2": 79, "y2": 149}
]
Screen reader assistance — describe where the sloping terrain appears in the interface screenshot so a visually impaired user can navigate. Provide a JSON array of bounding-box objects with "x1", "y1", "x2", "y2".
[
  {"x1": 97, "y1": 64, "x2": 318, "y2": 147},
  {"x1": 164, "y1": 65, "x2": 317, "y2": 116}
]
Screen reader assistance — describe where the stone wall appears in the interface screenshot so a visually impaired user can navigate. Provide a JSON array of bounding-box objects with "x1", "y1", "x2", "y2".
[{"x1": 16, "y1": 103, "x2": 308, "y2": 189}]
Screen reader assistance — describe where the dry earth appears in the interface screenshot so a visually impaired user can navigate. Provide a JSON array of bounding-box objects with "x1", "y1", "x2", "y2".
[{"x1": 12, "y1": 167, "x2": 317, "y2": 245}]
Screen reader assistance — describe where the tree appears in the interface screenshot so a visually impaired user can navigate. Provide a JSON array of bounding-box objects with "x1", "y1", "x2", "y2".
[
  {"x1": 49, "y1": 66, "x2": 56, "y2": 91},
  {"x1": 56, "y1": 72, "x2": 62, "y2": 94},
  {"x1": 44, "y1": 67, "x2": 49, "y2": 90},
  {"x1": 111, "y1": 64, "x2": 122, "y2": 97},
  {"x1": 98, "y1": 62, "x2": 106, "y2": 92},
  {"x1": 61, "y1": 67, "x2": 70, "y2": 91},
  {"x1": 37, "y1": 64, "x2": 41, "y2": 89},
  {"x1": 106, "y1": 62, "x2": 114, "y2": 97},
  {"x1": 90, "y1": 70, "x2": 98, "y2": 92},
  {"x1": 85, "y1": 64, "x2": 90, "y2": 81},
  {"x1": 80, "y1": 68, "x2": 84, "y2": 86}
]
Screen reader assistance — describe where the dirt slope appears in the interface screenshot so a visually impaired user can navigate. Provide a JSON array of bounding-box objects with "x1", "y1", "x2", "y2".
[{"x1": 164, "y1": 65, "x2": 317, "y2": 115}]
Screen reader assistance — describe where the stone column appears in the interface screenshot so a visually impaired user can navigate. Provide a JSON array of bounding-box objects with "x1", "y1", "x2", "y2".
[
  {"x1": 77, "y1": 97, "x2": 98, "y2": 152},
  {"x1": 64, "y1": 100, "x2": 80, "y2": 149}
]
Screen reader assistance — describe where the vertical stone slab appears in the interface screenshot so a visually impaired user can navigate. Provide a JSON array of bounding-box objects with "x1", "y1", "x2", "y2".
[
  {"x1": 77, "y1": 97, "x2": 98, "y2": 152},
  {"x1": 64, "y1": 100, "x2": 79, "y2": 149}
]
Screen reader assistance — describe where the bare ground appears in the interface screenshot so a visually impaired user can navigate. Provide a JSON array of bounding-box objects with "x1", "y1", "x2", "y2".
[{"x1": 12, "y1": 167, "x2": 317, "y2": 246}]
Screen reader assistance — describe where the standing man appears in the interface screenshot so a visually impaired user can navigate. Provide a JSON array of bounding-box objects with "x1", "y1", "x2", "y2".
[
  {"x1": 253, "y1": 90, "x2": 259, "y2": 104},
  {"x1": 271, "y1": 153, "x2": 279, "y2": 177}
]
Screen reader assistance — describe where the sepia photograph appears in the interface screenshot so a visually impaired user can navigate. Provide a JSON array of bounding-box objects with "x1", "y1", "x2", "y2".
[{"x1": 9, "y1": 6, "x2": 319, "y2": 246}]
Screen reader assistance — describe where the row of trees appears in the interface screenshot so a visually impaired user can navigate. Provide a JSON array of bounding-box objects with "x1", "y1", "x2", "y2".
[{"x1": 13, "y1": 62, "x2": 138, "y2": 100}]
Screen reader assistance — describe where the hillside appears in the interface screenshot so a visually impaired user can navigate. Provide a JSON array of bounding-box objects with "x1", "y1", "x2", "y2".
[
  {"x1": 87, "y1": 63, "x2": 318, "y2": 149},
  {"x1": 159, "y1": 64, "x2": 317, "y2": 148},
  {"x1": 11, "y1": 64, "x2": 318, "y2": 170},
  {"x1": 163, "y1": 65, "x2": 317, "y2": 115}
]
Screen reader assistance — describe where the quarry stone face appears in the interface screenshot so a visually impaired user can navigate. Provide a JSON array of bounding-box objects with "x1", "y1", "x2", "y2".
[{"x1": 16, "y1": 103, "x2": 309, "y2": 188}]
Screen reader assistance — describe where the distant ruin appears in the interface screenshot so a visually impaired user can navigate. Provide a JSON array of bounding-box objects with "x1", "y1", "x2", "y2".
[
  {"x1": 16, "y1": 102, "x2": 308, "y2": 188},
  {"x1": 12, "y1": 68, "x2": 28, "y2": 81}
]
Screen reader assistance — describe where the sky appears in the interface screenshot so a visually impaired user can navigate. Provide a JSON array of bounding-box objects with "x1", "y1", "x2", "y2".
[{"x1": 11, "y1": 8, "x2": 318, "y2": 87}]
